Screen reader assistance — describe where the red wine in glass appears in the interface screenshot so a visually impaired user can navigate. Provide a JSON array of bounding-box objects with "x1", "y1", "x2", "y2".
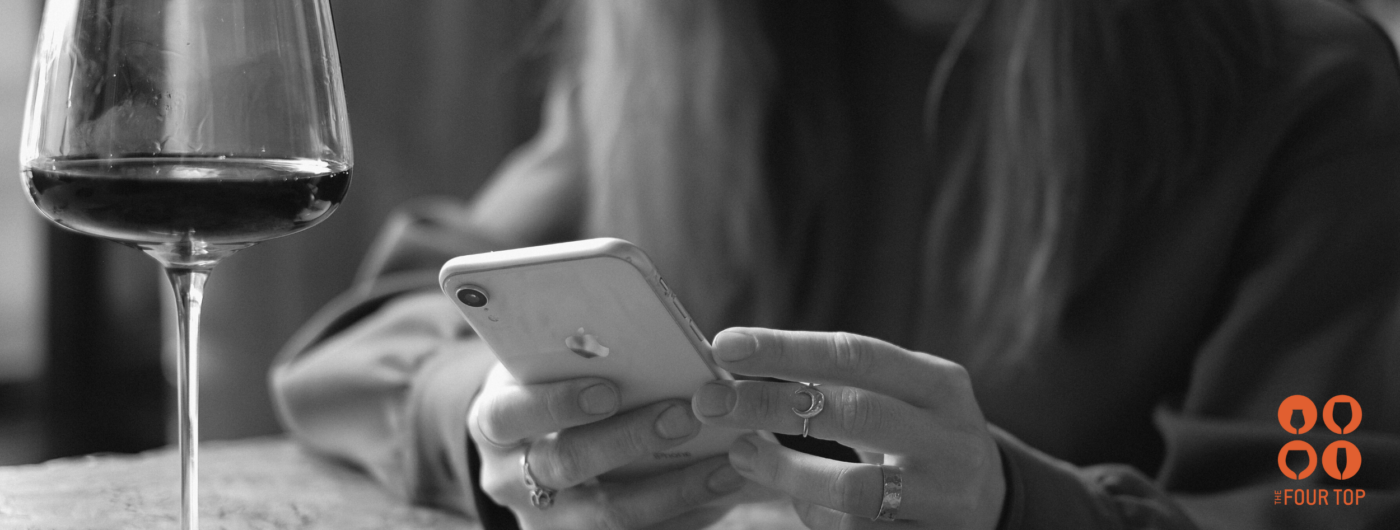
[{"x1": 26, "y1": 156, "x2": 350, "y2": 256}]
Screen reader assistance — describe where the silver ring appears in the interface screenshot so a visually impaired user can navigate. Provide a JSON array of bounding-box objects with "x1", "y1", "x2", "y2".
[
  {"x1": 873, "y1": 465, "x2": 902, "y2": 522},
  {"x1": 792, "y1": 383, "x2": 824, "y2": 438},
  {"x1": 521, "y1": 443, "x2": 556, "y2": 510}
]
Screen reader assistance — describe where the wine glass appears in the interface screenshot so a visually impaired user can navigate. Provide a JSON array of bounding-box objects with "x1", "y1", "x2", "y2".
[{"x1": 19, "y1": 0, "x2": 351, "y2": 528}]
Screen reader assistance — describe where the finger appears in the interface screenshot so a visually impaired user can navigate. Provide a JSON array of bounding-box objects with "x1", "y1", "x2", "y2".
[
  {"x1": 695, "y1": 380, "x2": 948, "y2": 455},
  {"x1": 528, "y1": 400, "x2": 702, "y2": 489},
  {"x1": 474, "y1": 375, "x2": 621, "y2": 447},
  {"x1": 792, "y1": 500, "x2": 925, "y2": 530},
  {"x1": 712, "y1": 328, "x2": 970, "y2": 409},
  {"x1": 556, "y1": 457, "x2": 748, "y2": 529},
  {"x1": 728, "y1": 435, "x2": 936, "y2": 523}
]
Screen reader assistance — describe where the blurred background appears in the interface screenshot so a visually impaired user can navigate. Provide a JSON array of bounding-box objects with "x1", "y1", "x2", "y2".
[{"x1": 0, "y1": 0, "x2": 1397, "y2": 466}]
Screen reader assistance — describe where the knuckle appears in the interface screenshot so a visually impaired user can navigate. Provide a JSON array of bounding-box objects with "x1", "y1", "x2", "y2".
[
  {"x1": 934, "y1": 358, "x2": 973, "y2": 394},
  {"x1": 476, "y1": 405, "x2": 517, "y2": 445},
  {"x1": 475, "y1": 411, "x2": 505, "y2": 442},
  {"x1": 622, "y1": 410, "x2": 664, "y2": 453},
  {"x1": 546, "y1": 441, "x2": 591, "y2": 486},
  {"x1": 829, "y1": 332, "x2": 871, "y2": 374},
  {"x1": 543, "y1": 384, "x2": 579, "y2": 425},
  {"x1": 829, "y1": 466, "x2": 873, "y2": 514},
  {"x1": 948, "y1": 363, "x2": 972, "y2": 391},
  {"x1": 955, "y1": 431, "x2": 999, "y2": 474},
  {"x1": 617, "y1": 433, "x2": 653, "y2": 463},
  {"x1": 766, "y1": 330, "x2": 789, "y2": 361},
  {"x1": 753, "y1": 384, "x2": 784, "y2": 423},
  {"x1": 836, "y1": 389, "x2": 881, "y2": 437}
]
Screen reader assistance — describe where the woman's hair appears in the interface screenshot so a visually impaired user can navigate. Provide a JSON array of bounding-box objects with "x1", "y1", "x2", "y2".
[
  {"x1": 923, "y1": 0, "x2": 1269, "y2": 360},
  {"x1": 567, "y1": 0, "x2": 782, "y2": 331},
  {"x1": 561, "y1": 0, "x2": 1269, "y2": 356}
]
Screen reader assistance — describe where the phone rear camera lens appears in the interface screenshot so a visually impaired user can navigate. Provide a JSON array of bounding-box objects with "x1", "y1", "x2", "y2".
[{"x1": 457, "y1": 287, "x2": 488, "y2": 308}]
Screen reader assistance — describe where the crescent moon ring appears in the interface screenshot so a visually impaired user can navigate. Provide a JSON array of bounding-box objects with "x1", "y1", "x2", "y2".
[
  {"x1": 792, "y1": 385, "x2": 825, "y2": 437},
  {"x1": 792, "y1": 385, "x2": 825, "y2": 418}
]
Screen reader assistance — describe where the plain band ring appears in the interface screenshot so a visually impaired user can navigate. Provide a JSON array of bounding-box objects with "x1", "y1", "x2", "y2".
[
  {"x1": 792, "y1": 382, "x2": 825, "y2": 438},
  {"x1": 873, "y1": 464, "x2": 902, "y2": 522},
  {"x1": 521, "y1": 443, "x2": 556, "y2": 510}
]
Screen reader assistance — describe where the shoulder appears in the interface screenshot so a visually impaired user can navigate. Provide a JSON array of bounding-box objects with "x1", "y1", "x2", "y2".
[
  {"x1": 1217, "y1": 0, "x2": 1400, "y2": 258},
  {"x1": 1168, "y1": 0, "x2": 1400, "y2": 94},
  {"x1": 1127, "y1": 0, "x2": 1400, "y2": 105},
  {"x1": 1270, "y1": 0, "x2": 1396, "y2": 52},
  {"x1": 1267, "y1": 0, "x2": 1400, "y2": 86},
  {"x1": 1103, "y1": 0, "x2": 1399, "y2": 198},
  {"x1": 1255, "y1": 0, "x2": 1400, "y2": 166},
  {"x1": 1165, "y1": 0, "x2": 1400, "y2": 174}
]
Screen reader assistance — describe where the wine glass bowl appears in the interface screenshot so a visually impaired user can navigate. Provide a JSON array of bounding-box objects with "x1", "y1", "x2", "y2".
[
  {"x1": 21, "y1": 0, "x2": 351, "y2": 268},
  {"x1": 19, "y1": 0, "x2": 350, "y2": 527}
]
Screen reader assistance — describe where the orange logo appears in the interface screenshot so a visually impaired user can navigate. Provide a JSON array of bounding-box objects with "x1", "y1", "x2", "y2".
[
  {"x1": 1277, "y1": 440, "x2": 1316, "y2": 480},
  {"x1": 1277, "y1": 395, "x2": 1361, "y2": 481},
  {"x1": 1323, "y1": 441, "x2": 1361, "y2": 481},
  {"x1": 1277, "y1": 395, "x2": 1317, "y2": 434},
  {"x1": 1323, "y1": 396, "x2": 1362, "y2": 435}
]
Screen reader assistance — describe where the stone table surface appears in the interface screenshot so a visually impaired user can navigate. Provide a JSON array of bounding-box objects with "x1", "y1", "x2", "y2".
[{"x1": 0, "y1": 437, "x2": 805, "y2": 530}]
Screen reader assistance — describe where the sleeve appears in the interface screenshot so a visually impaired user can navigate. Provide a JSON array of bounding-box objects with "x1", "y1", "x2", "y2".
[
  {"x1": 270, "y1": 69, "x2": 583, "y2": 526},
  {"x1": 993, "y1": 6, "x2": 1400, "y2": 530},
  {"x1": 269, "y1": 198, "x2": 510, "y2": 517}
]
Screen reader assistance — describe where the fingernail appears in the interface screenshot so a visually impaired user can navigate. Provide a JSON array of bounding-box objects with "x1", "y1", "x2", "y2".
[
  {"x1": 713, "y1": 330, "x2": 758, "y2": 362},
  {"x1": 655, "y1": 404, "x2": 699, "y2": 439},
  {"x1": 695, "y1": 382, "x2": 736, "y2": 418},
  {"x1": 706, "y1": 464, "x2": 747, "y2": 494},
  {"x1": 729, "y1": 436, "x2": 757, "y2": 472},
  {"x1": 578, "y1": 384, "x2": 618, "y2": 415}
]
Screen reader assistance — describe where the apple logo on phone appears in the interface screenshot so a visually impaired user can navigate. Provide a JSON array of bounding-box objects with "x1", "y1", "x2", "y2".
[{"x1": 565, "y1": 328, "x2": 610, "y2": 359}]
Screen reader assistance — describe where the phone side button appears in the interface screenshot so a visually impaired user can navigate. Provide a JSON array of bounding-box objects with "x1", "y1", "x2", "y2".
[
  {"x1": 687, "y1": 319, "x2": 706, "y2": 343},
  {"x1": 666, "y1": 291, "x2": 690, "y2": 319}
]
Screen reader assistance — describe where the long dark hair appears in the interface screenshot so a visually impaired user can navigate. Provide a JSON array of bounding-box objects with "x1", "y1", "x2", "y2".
[
  {"x1": 923, "y1": 0, "x2": 1270, "y2": 360},
  {"x1": 560, "y1": 0, "x2": 1270, "y2": 353}
]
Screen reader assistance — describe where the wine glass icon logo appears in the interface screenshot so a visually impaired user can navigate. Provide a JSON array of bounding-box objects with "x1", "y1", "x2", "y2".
[
  {"x1": 1277, "y1": 395, "x2": 1362, "y2": 481},
  {"x1": 565, "y1": 328, "x2": 611, "y2": 359}
]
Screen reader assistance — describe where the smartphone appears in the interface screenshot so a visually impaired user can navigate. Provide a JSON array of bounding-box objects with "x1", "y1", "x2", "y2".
[{"x1": 439, "y1": 238, "x2": 749, "y2": 479}]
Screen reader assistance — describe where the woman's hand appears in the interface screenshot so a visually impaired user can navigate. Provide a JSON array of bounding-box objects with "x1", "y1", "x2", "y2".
[
  {"x1": 693, "y1": 328, "x2": 1006, "y2": 530},
  {"x1": 469, "y1": 363, "x2": 749, "y2": 529}
]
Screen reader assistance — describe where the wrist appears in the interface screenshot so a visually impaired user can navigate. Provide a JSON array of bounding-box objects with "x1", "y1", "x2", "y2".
[{"x1": 408, "y1": 337, "x2": 498, "y2": 514}]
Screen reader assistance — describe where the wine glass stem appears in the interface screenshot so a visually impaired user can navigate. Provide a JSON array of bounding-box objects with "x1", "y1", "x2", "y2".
[{"x1": 166, "y1": 268, "x2": 209, "y2": 530}]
